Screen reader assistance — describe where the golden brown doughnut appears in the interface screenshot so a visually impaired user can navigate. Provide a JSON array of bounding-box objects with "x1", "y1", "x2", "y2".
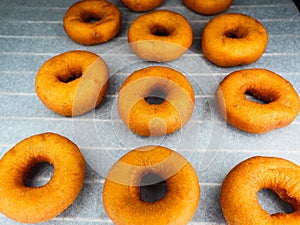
[
  {"x1": 118, "y1": 66, "x2": 195, "y2": 136},
  {"x1": 35, "y1": 50, "x2": 109, "y2": 116},
  {"x1": 202, "y1": 13, "x2": 268, "y2": 67},
  {"x1": 0, "y1": 132, "x2": 85, "y2": 224},
  {"x1": 215, "y1": 69, "x2": 300, "y2": 134},
  {"x1": 121, "y1": 0, "x2": 164, "y2": 12},
  {"x1": 183, "y1": 0, "x2": 233, "y2": 15},
  {"x1": 63, "y1": 0, "x2": 121, "y2": 45},
  {"x1": 103, "y1": 145, "x2": 200, "y2": 225},
  {"x1": 221, "y1": 156, "x2": 300, "y2": 225},
  {"x1": 128, "y1": 10, "x2": 193, "y2": 62}
]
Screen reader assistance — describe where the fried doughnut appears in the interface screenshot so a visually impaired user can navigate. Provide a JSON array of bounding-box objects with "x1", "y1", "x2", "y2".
[
  {"x1": 0, "y1": 133, "x2": 85, "y2": 223},
  {"x1": 35, "y1": 50, "x2": 109, "y2": 116},
  {"x1": 216, "y1": 69, "x2": 300, "y2": 134},
  {"x1": 118, "y1": 66, "x2": 195, "y2": 136},
  {"x1": 183, "y1": 0, "x2": 233, "y2": 15},
  {"x1": 202, "y1": 13, "x2": 268, "y2": 67},
  {"x1": 128, "y1": 10, "x2": 193, "y2": 62},
  {"x1": 63, "y1": 0, "x2": 121, "y2": 45},
  {"x1": 221, "y1": 156, "x2": 300, "y2": 225},
  {"x1": 103, "y1": 145, "x2": 200, "y2": 225},
  {"x1": 121, "y1": 0, "x2": 164, "y2": 12}
]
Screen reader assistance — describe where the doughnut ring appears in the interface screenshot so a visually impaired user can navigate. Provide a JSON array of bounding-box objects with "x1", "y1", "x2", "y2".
[
  {"x1": 128, "y1": 10, "x2": 193, "y2": 62},
  {"x1": 103, "y1": 145, "x2": 200, "y2": 225},
  {"x1": 221, "y1": 156, "x2": 300, "y2": 225},
  {"x1": 35, "y1": 50, "x2": 109, "y2": 116},
  {"x1": 0, "y1": 133, "x2": 85, "y2": 223},
  {"x1": 64, "y1": 0, "x2": 121, "y2": 45},
  {"x1": 202, "y1": 13, "x2": 268, "y2": 67},
  {"x1": 121, "y1": 0, "x2": 164, "y2": 12},
  {"x1": 183, "y1": 0, "x2": 233, "y2": 15},
  {"x1": 118, "y1": 66, "x2": 195, "y2": 136},
  {"x1": 215, "y1": 69, "x2": 300, "y2": 133}
]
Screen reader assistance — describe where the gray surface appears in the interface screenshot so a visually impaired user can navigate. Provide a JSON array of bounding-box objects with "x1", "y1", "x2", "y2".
[{"x1": 0, "y1": 0, "x2": 300, "y2": 224}]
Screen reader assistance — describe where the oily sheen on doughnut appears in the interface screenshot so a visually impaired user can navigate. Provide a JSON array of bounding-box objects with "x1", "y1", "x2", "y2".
[
  {"x1": 35, "y1": 50, "x2": 109, "y2": 116},
  {"x1": 103, "y1": 146, "x2": 200, "y2": 225},
  {"x1": 64, "y1": 0, "x2": 121, "y2": 45},
  {"x1": 118, "y1": 66, "x2": 195, "y2": 136},
  {"x1": 202, "y1": 13, "x2": 268, "y2": 67},
  {"x1": 0, "y1": 133, "x2": 85, "y2": 224},
  {"x1": 128, "y1": 10, "x2": 193, "y2": 62},
  {"x1": 215, "y1": 69, "x2": 300, "y2": 134},
  {"x1": 183, "y1": 0, "x2": 233, "y2": 15},
  {"x1": 121, "y1": 0, "x2": 164, "y2": 12},
  {"x1": 221, "y1": 156, "x2": 300, "y2": 225}
]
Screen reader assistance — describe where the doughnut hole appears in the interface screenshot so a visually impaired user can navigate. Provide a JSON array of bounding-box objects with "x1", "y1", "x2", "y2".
[
  {"x1": 84, "y1": 16, "x2": 101, "y2": 24},
  {"x1": 139, "y1": 173, "x2": 168, "y2": 203},
  {"x1": 80, "y1": 10, "x2": 103, "y2": 24},
  {"x1": 144, "y1": 88, "x2": 167, "y2": 105},
  {"x1": 24, "y1": 162, "x2": 54, "y2": 188},
  {"x1": 224, "y1": 27, "x2": 248, "y2": 39},
  {"x1": 62, "y1": 72, "x2": 82, "y2": 83},
  {"x1": 83, "y1": 14, "x2": 102, "y2": 24},
  {"x1": 245, "y1": 87, "x2": 280, "y2": 104},
  {"x1": 150, "y1": 25, "x2": 172, "y2": 37},
  {"x1": 245, "y1": 91, "x2": 268, "y2": 104},
  {"x1": 57, "y1": 68, "x2": 82, "y2": 83},
  {"x1": 257, "y1": 188, "x2": 294, "y2": 215}
]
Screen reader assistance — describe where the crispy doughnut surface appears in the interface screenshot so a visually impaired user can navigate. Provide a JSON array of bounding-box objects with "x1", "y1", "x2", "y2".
[
  {"x1": 215, "y1": 69, "x2": 300, "y2": 133},
  {"x1": 184, "y1": 0, "x2": 233, "y2": 15},
  {"x1": 221, "y1": 156, "x2": 300, "y2": 225},
  {"x1": 0, "y1": 132, "x2": 85, "y2": 224},
  {"x1": 121, "y1": 0, "x2": 164, "y2": 12},
  {"x1": 202, "y1": 13, "x2": 268, "y2": 67},
  {"x1": 103, "y1": 145, "x2": 200, "y2": 225},
  {"x1": 118, "y1": 66, "x2": 195, "y2": 136},
  {"x1": 128, "y1": 10, "x2": 193, "y2": 62},
  {"x1": 35, "y1": 50, "x2": 109, "y2": 116},
  {"x1": 64, "y1": 0, "x2": 121, "y2": 45}
]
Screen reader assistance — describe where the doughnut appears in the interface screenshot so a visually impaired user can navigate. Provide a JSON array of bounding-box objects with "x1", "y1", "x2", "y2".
[
  {"x1": 103, "y1": 145, "x2": 200, "y2": 225},
  {"x1": 128, "y1": 10, "x2": 193, "y2": 62},
  {"x1": 202, "y1": 13, "x2": 268, "y2": 67},
  {"x1": 121, "y1": 0, "x2": 164, "y2": 12},
  {"x1": 63, "y1": 0, "x2": 121, "y2": 45},
  {"x1": 118, "y1": 66, "x2": 195, "y2": 136},
  {"x1": 183, "y1": 0, "x2": 233, "y2": 15},
  {"x1": 215, "y1": 69, "x2": 300, "y2": 134},
  {"x1": 35, "y1": 50, "x2": 109, "y2": 116},
  {"x1": 0, "y1": 132, "x2": 85, "y2": 223},
  {"x1": 221, "y1": 156, "x2": 300, "y2": 225}
]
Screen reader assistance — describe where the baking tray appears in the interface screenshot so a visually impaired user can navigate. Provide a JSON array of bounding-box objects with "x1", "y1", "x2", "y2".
[{"x1": 0, "y1": 0, "x2": 300, "y2": 224}]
